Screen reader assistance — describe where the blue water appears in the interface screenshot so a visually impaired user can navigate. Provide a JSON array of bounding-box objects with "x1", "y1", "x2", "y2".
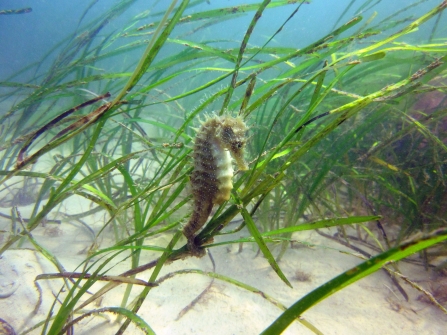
[{"x1": 1, "y1": 0, "x2": 444, "y2": 84}]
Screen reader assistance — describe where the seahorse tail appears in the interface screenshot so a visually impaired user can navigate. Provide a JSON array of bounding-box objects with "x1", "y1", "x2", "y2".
[
  {"x1": 184, "y1": 200, "x2": 213, "y2": 237},
  {"x1": 183, "y1": 215, "x2": 200, "y2": 241},
  {"x1": 183, "y1": 199, "x2": 213, "y2": 256}
]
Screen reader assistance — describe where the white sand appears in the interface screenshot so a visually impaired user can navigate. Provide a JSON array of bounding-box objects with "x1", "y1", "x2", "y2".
[{"x1": 1, "y1": 204, "x2": 446, "y2": 335}]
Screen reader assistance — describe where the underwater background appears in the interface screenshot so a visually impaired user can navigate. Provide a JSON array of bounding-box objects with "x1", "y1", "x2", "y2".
[{"x1": 0, "y1": 0, "x2": 447, "y2": 334}]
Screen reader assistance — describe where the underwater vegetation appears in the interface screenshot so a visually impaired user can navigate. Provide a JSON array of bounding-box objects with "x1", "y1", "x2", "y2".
[
  {"x1": 0, "y1": 0, "x2": 447, "y2": 333},
  {"x1": 0, "y1": 8, "x2": 32, "y2": 16}
]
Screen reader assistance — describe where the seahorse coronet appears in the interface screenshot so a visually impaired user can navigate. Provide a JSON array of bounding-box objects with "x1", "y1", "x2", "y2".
[{"x1": 183, "y1": 113, "x2": 248, "y2": 257}]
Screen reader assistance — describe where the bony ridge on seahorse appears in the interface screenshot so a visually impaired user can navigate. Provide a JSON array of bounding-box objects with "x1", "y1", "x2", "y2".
[{"x1": 183, "y1": 113, "x2": 248, "y2": 257}]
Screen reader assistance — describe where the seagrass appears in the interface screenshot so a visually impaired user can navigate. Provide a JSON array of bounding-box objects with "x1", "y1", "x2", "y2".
[{"x1": 0, "y1": 1, "x2": 446, "y2": 334}]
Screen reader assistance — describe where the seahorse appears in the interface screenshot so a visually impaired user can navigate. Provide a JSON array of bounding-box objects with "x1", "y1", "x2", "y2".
[{"x1": 183, "y1": 114, "x2": 248, "y2": 257}]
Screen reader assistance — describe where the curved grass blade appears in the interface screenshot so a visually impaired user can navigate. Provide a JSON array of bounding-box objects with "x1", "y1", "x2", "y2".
[
  {"x1": 60, "y1": 307, "x2": 155, "y2": 335},
  {"x1": 168, "y1": 38, "x2": 238, "y2": 63},
  {"x1": 261, "y1": 228, "x2": 447, "y2": 334},
  {"x1": 0, "y1": 8, "x2": 32, "y2": 15},
  {"x1": 16, "y1": 93, "x2": 110, "y2": 167},
  {"x1": 262, "y1": 215, "x2": 381, "y2": 236},
  {"x1": 237, "y1": 197, "x2": 292, "y2": 288},
  {"x1": 114, "y1": 0, "x2": 189, "y2": 103},
  {"x1": 157, "y1": 269, "x2": 323, "y2": 334},
  {"x1": 116, "y1": 231, "x2": 183, "y2": 333},
  {"x1": 221, "y1": 0, "x2": 271, "y2": 113}
]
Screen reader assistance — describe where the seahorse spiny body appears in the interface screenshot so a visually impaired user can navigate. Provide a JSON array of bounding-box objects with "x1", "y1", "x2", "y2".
[{"x1": 183, "y1": 114, "x2": 248, "y2": 256}]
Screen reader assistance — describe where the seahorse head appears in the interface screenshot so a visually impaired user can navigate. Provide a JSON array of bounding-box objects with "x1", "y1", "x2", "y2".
[{"x1": 218, "y1": 116, "x2": 249, "y2": 171}]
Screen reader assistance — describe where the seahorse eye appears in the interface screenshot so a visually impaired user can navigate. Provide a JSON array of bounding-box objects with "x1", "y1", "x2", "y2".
[{"x1": 233, "y1": 141, "x2": 243, "y2": 149}]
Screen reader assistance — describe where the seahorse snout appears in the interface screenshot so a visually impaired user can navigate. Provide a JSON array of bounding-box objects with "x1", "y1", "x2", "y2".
[{"x1": 232, "y1": 151, "x2": 248, "y2": 171}]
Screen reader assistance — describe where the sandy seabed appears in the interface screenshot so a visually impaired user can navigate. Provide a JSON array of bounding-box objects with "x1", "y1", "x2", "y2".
[{"x1": 1, "y1": 197, "x2": 446, "y2": 335}]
